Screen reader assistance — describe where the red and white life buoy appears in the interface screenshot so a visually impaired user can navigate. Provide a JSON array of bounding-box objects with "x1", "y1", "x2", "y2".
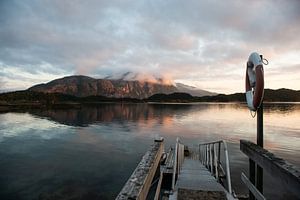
[{"x1": 245, "y1": 52, "x2": 265, "y2": 111}]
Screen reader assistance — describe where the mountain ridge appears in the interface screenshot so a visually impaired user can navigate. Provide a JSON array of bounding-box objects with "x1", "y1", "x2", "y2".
[
  {"x1": 145, "y1": 88, "x2": 300, "y2": 102},
  {"x1": 0, "y1": 88, "x2": 299, "y2": 105},
  {"x1": 28, "y1": 75, "x2": 216, "y2": 98}
]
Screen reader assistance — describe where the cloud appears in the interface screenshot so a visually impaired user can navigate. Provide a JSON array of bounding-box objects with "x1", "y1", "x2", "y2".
[{"x1": 0, "y1": 0, "x2": 300, "y2": 93}]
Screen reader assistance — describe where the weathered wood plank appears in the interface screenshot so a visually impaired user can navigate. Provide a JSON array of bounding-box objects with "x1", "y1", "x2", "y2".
[
  {"x1": 241, "y1": 172, "x2": 266, "y2": 200},
  {"x1": 116, "y1": 139, "x2": 164, "y2": 200},
  {"x1": 177, "y1": 188, "x2": 227, "y2": 200},
  {"x1": 176, "y1": 159, "x2": 225, "y2": 192},
  {"x1": 240, "y1": 139, "x2": 300, "y2": 196},
  {"x1": 154, "y1": 172, "x2": 163, "y2": 200}
]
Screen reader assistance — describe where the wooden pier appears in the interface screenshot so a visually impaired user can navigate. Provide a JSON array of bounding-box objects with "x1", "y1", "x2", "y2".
[
  {"x1": 116, "y1": 138, "x2": 300, "y2": 200},
  {"x1": 170, "y1": 158, "x2": 227, "y2": 200},
  {"x1": 116, "y1": 138, "x2": 164, "y2": 200},
  {"x1": 116, "y1": 138, "x2": 236, "y2": 200}
]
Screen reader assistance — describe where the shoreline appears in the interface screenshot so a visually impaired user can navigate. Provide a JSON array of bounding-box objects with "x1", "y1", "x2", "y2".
[{"x1": 1, "y1": 101, "x2": 300, "y2": 113}]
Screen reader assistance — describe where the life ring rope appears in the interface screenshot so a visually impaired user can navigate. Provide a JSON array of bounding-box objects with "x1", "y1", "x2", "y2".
[
  {"x1": 250, "y1": 110, "x2": 257, "y2": 118},
  {"x1": 262, "y1": 58, "x2": 269, "y2": 65}
]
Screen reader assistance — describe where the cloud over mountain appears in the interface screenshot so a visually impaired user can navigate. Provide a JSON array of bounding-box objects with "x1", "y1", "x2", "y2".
[
  {"x1": 1, "y1": 0, "x2": 300, "y2": 93},
  {"x1": 28, "y1": 75, "x2": 215, "y2": 98}
]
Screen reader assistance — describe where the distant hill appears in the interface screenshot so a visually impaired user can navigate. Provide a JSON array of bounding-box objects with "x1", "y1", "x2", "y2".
[
  {"x1": 194, "y1": 89, "x2": 300, "y2": 102},
  {"x1": 0, "y1": 90, "x2": 144, "y2": 109},
  {"x1": 28, "y1": 75, "x2": 215, "y2": 99},
  {"x1": 175, "y1": 83, "x2": 216, "y2": 97},
  {"x1": 264, "y1": 88, "x2": 300, "y2": 102},
  {"x1": 0, "y1": 89, "x2": 299, "y2": 109},
  {"x1": 147, "y1": 93, "x2": 194, "y2": 102},
  {"x1": 147, "y1": 89, "x2": 300, "y2": 103},
  {"x1": 0, "y1": 90, "x2": 78, "y2": 104},
  {"x1": 194, "y1": 92, "x2": 245, "y2": 102}
]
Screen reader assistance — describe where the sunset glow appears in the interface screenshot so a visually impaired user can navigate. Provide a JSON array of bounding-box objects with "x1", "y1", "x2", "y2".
[{"x1": 1, "y1": 0, "x2": 300, "y2": 93}]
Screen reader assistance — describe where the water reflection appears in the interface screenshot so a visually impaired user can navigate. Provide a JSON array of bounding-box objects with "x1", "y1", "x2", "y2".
[
  {"x1": 25, "y1": 104, "x2": 196, "y2": 127},
  {"x1": 0, "y1": 103, "x2": 299, "y2": 200},
  {"x1": 20, "y1": 103, "x2": 300, "y2": 128},
  {"x1": 264, "y1": 102, "x2": 300, "y2": 113}
]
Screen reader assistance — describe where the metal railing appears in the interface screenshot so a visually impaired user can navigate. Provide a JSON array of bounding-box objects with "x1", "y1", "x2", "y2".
[
  {"x1": 199, "y1": 140, "x2": 232, "y2": 194},
  {"x1": 172, "y1": 137, "x2": 185, "y2": 190}
]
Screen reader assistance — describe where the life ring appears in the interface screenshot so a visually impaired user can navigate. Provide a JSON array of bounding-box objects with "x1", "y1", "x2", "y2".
[{"x1": 245, "y1": 52, "x2": 264, "y2": 111}]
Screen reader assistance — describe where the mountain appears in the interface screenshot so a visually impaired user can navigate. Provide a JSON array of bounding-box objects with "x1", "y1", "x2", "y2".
[
  {"x1": 175, "y1": 83, "x2": 216, "y2": 97},
  {"x1": 104, "y1": 72, "x2": 217, "y2": 96},
  {"x1": 28, "y1": 75, "x2": 178, "y2": 99},
  {"x1": 28, "y1": 75, "x2": 215, "y2": 99},
  {"x1": 194, "y1": 88, "x2": 300, "y2": 102}
]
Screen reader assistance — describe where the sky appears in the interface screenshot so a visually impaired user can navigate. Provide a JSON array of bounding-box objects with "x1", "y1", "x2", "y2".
[{"x1": 0, "y1": 0, "x2": 300, "y2": 94}]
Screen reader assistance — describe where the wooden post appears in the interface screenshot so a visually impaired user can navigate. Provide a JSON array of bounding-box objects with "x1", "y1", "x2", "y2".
[
  {"x1": 241, "y1": 140, "x2": 300, "y2": 197},
  {"x1": 249, "y1": 158, "x2": 256, "y2": 200},
  {"x1": 257, "y1": 103, "x2": 263, "y2": 193}
]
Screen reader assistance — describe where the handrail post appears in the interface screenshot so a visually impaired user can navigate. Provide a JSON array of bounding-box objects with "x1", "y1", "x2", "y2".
[
  {"x1": 199, "y1": 144, "x2": 201, "y2": 162},
  {"x1": 204, "y1": 145, "x2": 207, "y2": 165},
  {"x1": 172, "y1": 138, "x2": 179, "y2": 190},
  {"x1": 218, "y1": 142, "x2": 221, "y2": 165},
  {"x1": 223, "y1": 141, "x2": 232, "y2": 194},
  {"x1": 204, "y1": 145, "x2": 206, "y2": 165},
  {"x1": 214, "y1": 143, "x2": 218, "y2": 180},
  {"x1": 206, "y1": 145, "x2": 209, "y2": 167},
  {"x1": 210, "y1": 144, "x2": 213, "y2": 173},
  {"x1": 202, "y1": 145, "x2": 204, "y2": 163}
]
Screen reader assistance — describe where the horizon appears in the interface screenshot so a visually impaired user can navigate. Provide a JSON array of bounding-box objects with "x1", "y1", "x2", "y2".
[
  {"x1": 1, "y1": 1, "x2": 300, "y2": 93},
  {"x1": 0, "y1": 73, "x2": 298, "y2": 96}
]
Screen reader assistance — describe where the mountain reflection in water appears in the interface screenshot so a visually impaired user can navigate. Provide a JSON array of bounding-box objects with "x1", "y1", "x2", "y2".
[
  {"x1": 0, "y1": 103, "x2": 299, "y2": 200},
  {"x1": 28, "y1": 104, "x2": 196, "y2": 127}
]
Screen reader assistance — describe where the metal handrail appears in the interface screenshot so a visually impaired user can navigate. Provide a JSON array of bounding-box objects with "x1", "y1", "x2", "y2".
[
  {"x1": 172, "y1": 137, "x2": 185, "y2": 190},
  {"x1": 199, "y1": 140, "x2": 232, "y2": 195}
]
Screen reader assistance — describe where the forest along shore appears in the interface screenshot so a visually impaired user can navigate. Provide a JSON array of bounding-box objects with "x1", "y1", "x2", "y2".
[{"x1": 0, "y1": 88, "x2": 299, "y2": 112}]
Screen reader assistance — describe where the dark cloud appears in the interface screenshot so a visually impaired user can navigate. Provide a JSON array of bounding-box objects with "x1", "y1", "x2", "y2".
[{"x1": 0, "y1": 0, "x2": 300, "y2": 92}]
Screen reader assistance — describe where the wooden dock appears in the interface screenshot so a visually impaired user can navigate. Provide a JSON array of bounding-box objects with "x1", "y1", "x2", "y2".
[
  {"x1": 164, "y1": 139, "x2": 236, "y2": 200},
  {"x1": 116, "y1": 138, "x2": 236, "y2": 200},
  {"x1": 116, "y1": 138, "x2": 300, "y2": 200},
  {"x1": 170, "y1": 158, "x2": 227, "y2": 200}
]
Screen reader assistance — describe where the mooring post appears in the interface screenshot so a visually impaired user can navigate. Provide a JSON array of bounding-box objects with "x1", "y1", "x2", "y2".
[
  {"x1": 256, "y1": 102, "x2": 264, "y2": 194},
  {"x1": 249, "y1": 158, "x2": 256, "y2": 200}
]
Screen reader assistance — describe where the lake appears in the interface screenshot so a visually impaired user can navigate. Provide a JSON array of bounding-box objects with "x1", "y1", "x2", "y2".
[{"x1": 0, "y1": 103, "x2": 299, "y2": 200}]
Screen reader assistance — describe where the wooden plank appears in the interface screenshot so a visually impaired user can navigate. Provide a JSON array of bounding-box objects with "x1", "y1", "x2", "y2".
[
  {"x1": 176, "y1": 159, "x2": 225, "y2": 192},
  {"x1": 241, "y1": 173, "x2": 266, "y2": 200},
  {"x1": 154, "y1": 172, "x2": 163, "y2": 200},
  {"x1": 240, "y1": 140, "x2": 300, "y2": 197},
  {"x1": 177, "y1": 188, "x2": 227, "y2": 200},
  {"x1": 166, "y1": 148, "x2": 174, "y2": 169},
  {"x1": 116, "y1": 139, "x2": 164, "y2": 200}
]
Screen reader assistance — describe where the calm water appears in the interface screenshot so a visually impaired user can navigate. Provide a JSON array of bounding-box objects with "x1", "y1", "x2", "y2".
[{"x1": 0, "y1": 103, "x2": 299, "y2": 200}]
